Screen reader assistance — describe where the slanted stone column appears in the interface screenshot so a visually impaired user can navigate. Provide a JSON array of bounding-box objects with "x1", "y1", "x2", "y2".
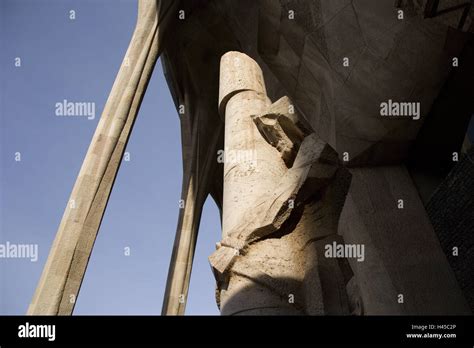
[
  {"x1": 28, "y1": 0, "x2": 176, "y2": 315},
  {"x1": 161, "y1": 100, "x2": 223, "y2": 315},
  {"x1": 210, "y1": 52, "x2": 355, "y2": 315}
]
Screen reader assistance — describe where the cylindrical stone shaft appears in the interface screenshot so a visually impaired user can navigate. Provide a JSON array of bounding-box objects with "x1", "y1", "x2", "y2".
[{"x1": 219, "y1": 52, "x2": 286, "y2": 237}]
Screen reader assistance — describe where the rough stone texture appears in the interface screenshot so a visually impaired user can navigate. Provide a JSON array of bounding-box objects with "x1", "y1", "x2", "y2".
[
  {"x1": 339, "y1": 165, "x2": 470, "y2": 314},
  {"x1": 210, "y1": 51, "x2": 354, "y2": 315},
  {"x1": 257, "y1": 0, "x2": 470, "y2": 166},
  {"x1": 160, "y1": 0, "x2": 472, "y2": 315},
  {"x1": 30, "y1": 0, "x2": 474, "y2": 315},
  {"x1": 426, "y1": 147, "x2": 474, "y2": 311}
]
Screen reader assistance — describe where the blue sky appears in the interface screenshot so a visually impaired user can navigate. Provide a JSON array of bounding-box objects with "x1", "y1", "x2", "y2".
[{"x1": 0, "y1": 0, "x2": 220, "y2": 315}]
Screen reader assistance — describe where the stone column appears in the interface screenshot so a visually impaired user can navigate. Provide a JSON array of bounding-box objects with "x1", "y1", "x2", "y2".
[
  {"x1": 210, "y1": 52, "x2": 354, "y2": 315},
  {"x1": 218, "y1": 52, "x2": 287, "y2": 240},
  {"x1": 161, "y1": 100, "x2": 223, "y2": 315},
  {"x1": 27, "y1": 0, "x2": 175, "y2": 315}
]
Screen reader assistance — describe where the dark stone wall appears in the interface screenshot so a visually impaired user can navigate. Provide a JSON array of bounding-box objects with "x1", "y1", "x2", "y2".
[{"x1": 427, "y1": 147, "x2": 474, "y2": 311}]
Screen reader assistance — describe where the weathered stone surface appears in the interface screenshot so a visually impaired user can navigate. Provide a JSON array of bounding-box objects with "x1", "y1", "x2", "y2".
[
  {"x1": 339, "y1": 165, "x2": 471, "y2": 314},
  {"x1": 426, "y1": 147, "x2": 474, "y2": 311},
  {"x1": 210, "y1": 52, "x2": 353, "y2": 315},
  {"x1": 31, "y1": 0, "x2": 473, "y2": 316}
]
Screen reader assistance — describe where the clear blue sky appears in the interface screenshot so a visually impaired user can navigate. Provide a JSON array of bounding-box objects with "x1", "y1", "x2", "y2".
[{"x1": 0, "y1": 0, "x2": 220, "y2": 315}]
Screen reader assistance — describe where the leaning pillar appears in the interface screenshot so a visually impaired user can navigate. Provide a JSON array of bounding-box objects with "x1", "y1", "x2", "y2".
[
  {"x1": 209, "y1": 52, "x2": 356, "y2": 315},
  {"x1": 28, "y1": 0, "x2": 175, "y2": 315}
]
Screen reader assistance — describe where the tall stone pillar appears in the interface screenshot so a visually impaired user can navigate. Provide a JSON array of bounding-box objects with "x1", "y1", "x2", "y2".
[
  {"x1": 210, "y1": 52, "x2": 355, "y2": 315},
  {"x1": 161, "y1": 99, "x2": 223, "y2": 315},
  {"x1": 28, "y1": 0, "x2": 176, "y2": 315}
]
